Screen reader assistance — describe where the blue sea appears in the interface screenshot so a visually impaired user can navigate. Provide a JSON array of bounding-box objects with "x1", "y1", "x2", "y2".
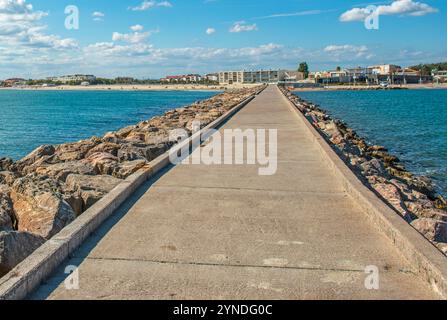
[
  {"x1": 0, "y1": 90, "x2": 218, "y2": 160},
  {"x1": 296, "y1": 89, "x2": 447, "y2": 196}
]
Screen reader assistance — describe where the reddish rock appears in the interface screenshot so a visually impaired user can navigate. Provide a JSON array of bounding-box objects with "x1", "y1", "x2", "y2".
[
  {"x1": 14, "y1": 145, "x2": 55, "y2": 172},
  {"x1": 372, "y1": 183, "x2": 411, "y2": 220},
  {"x1": 11, "y1": 174, "x2": 75, "y2": 239}
]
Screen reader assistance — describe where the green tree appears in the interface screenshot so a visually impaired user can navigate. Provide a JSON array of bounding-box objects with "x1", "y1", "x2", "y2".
[
  {"x1": 336, "y1": 66, "x2": 341, "y2": 71},
  {"x1": 298, "y1": 62, "x2": 309, "y2": 78}
]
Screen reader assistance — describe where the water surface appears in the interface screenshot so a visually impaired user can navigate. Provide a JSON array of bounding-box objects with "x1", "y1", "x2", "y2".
[
  {"x1": 296, "y1": 89, "x2": 447, "y2": 195},
  {"x1": 0, "y1": 90, "x2": 218, "y2": 160}
]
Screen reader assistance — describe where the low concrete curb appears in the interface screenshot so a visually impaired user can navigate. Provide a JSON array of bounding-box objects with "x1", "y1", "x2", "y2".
[
  {"x1": 279, "y1": 86, "x2": 447, "y2": 299},
  {"x1": 0, "y1": 90, "x2": 262, "y2": 300}
]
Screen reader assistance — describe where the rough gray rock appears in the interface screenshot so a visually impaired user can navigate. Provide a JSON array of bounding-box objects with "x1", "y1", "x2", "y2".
[
  {"x1": 0, "y1": 231, "x2": 45, "y2": 276},
  {"x1": 113, "y1": 160, "x2": 147, "y2": 179},
  {"x1": 0, "y1": 158, "x2": 14, "y2": 171},
  {"x1": 117, "y1": 143, "x2": 171, "y2": 162},
  {"x1": 359, "y1": 159, "x2": 390, "y2": 178},
  {"x1": 0, "y1": 185, "x2": 14, "y2": 231},
  {"x1": 411, "y1": 218, "x2": 447, "y2": 243},
  {"x1": 0, "y1": 171, "x2": 20, "y2": 186},
  {"x1": 83, "y1": 152, "x2": 119, "y2": 175},
  {"x1": 64, "y1": 174, "x2": 122, "y2": 212},
  {"x1": 35, "y1": 161, "x2": 97, "y2": 182}
]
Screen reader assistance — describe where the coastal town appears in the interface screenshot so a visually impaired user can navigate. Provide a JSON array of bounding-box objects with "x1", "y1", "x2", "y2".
[{"x1": 2, "y1": 63, "x2": 447, "y2": 89}]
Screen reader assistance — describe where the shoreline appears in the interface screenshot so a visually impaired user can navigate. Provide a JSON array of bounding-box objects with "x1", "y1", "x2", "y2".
[
  {"x1": 0, "y1": 85, "x2": 264, "y2": 277},
  {"x1": 291, "y1": 83, "x2": 447, "y2": 91},
  {"x1": 0, "y1": 84, "x2": 259, "y2": 92},
  {"x1": 280, "y1": 85, "x2": 447, "y2": 255}
]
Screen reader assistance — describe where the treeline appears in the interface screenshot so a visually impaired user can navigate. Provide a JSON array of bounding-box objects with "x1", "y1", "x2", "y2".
[
  {"x1": 409, "y1": 62, "x2": 447, "y2": 75},
  {"x1": 25, "y1": 77, "x2": 218, "y2": 86}
]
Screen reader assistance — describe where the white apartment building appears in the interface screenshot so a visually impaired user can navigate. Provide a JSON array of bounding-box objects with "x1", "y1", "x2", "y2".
[
  {"x1": 47, "y1": 74, "x2": 96, "y2": 83},
  {"x1": 218, "y1": 70, "x2": 286, "y2": 85},
  {"x1": 432, "y1": 70, "x2": 447, "y2": 80}
]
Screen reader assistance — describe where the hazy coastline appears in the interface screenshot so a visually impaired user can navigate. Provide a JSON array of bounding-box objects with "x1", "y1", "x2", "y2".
[{"x1": 0, "y1": 83, "x2": 259, "y2": 92}]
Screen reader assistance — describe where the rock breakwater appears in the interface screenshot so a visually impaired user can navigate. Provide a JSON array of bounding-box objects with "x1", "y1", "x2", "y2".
[
  {"x1": 280, "y1": 86, "x2": 447, "y2": 254},
  {"x1": 0, "y1": 86, "x2": 263, "y2": 276}
]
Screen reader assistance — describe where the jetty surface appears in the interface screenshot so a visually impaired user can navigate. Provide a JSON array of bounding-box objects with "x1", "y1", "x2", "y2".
[{"x1": 30, "y1": 85, "x2": 439, "y2": 299}]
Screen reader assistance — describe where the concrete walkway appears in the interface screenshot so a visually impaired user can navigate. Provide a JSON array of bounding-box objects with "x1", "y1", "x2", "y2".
[{"x1": 31, "y1": 85, "x2": 438, "y2": 299}]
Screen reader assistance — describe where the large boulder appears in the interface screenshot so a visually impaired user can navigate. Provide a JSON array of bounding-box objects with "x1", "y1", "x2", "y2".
[
  {"x1": 83, "y1": 152, "x2": 119, "y2": 175},
  {"x1": 359, "y1": 159, "x2": 390, "y2": 178},
  {"x1": 0, "y1": 185, "x2": 14, "y2": 231},
  {"x1": 113, "y1": 160, "x2": 146, "y2": 179},
  {"x1": 10, "y1": 174, "x2": 76, "y2": 239},
  {"x1": 64, "y1": 174, "x2": 122, "y2": 212},
  {"x1": 0, "y1": 158, "x2": 14, "y2": 171},
  {"x1": 372, "y1": 182, "x2": 412, "y2": 221},
  {"x1": 117, "y1": 143, "x2": 170, "y2": 162},
  {"x1": 411, "y1": 218, "x2": 447, "y2": 243},
  {"x1": 14, "y1": 145, "x2": 55, "y2": 173},
  {"x1": 0, "y1": 171, "x2": 20, "y2": 186},
  {"x1": 0, "y1": 231, "x2": 45, "y2": 276},
  {"x1": 53, "y1": 137, "x2": 101, "y2": 162},
  {"x1": 85, "y1": 142, "x2": 121, "y2": 158},
  {"x1": 35, "y1": 161, "x2": 97, "y2": 182}
]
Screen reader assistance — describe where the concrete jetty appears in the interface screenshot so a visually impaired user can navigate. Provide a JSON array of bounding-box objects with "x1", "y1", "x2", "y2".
[{"x1": 30, "y1": 85, "x2": 441, "y2": 299}]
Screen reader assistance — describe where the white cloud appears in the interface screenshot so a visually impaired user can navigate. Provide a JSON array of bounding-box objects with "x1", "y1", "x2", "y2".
[
  {"x1": 340, "y1": 0, "x2": 438, "y2": 22},
  {"x1": 92, "y1": 11, "x2": 105, "y2": 21},
  {"x1": 112, "y1": 25, "x2": 157, "y2": 44},
  {"x1": 206, "y1": 27, "x2": 215, "y2": 35},
  {"x1": 130, "y1": 24, "x2": 144, "y2": 32},
  {"x1": 112, "y1": 31, "x2": 149, "y2": 44},
  {"x1": 229, "y1": 21, "x2": 258, "y2": 33},
  {"x1": 129, "y1": 1, "x2": 172, "y2": 11},
  {"x1": 324, "y1": 44, "x2": 373, "y2": 59},
  {"x1": 0, "y1": 0, "x2": 77, "y2": 51}
]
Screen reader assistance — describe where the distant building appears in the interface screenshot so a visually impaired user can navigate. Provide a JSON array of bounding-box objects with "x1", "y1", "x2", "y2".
[
  {"x1": 218, "y1": 70, "x2": 297, "y2": 85},
  {"x1": 368, "y1": 64, "x2": 401, "y2": 75},
  {"x1": 310, "y1": 64, "x2": 433, "y2": 85},
  {"x1": 280, "y1": 71, "x2": 305, "y2": 83},
  {"x1": 115, "y1": 77, "x2": 135, "y2": 84},
  {"x1": 432, "y1": 70, "x2": 447, "y2": 82},
  {"x1": 161, "y1": 74, "x2": 203, "y2": 83},
  {"x1": 2, "y1": 78, "x2": 26, "y2": 87},
  {"x1": 47, "y1": 74, "x2": 96, "y2": 84},
  {"x1": 205, "y1": 73, "x2": 219, "y2": 82}
]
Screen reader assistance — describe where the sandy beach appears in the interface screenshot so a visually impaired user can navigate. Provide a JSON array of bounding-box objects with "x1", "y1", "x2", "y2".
[{"x1": 0, "y1": 83, "x2": 259, "y2": 92}]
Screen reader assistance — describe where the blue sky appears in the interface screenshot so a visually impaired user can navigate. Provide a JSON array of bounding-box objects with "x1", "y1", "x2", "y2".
[{"x1": 0, "y1": 0, "x2": 445, "y2": 78}]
